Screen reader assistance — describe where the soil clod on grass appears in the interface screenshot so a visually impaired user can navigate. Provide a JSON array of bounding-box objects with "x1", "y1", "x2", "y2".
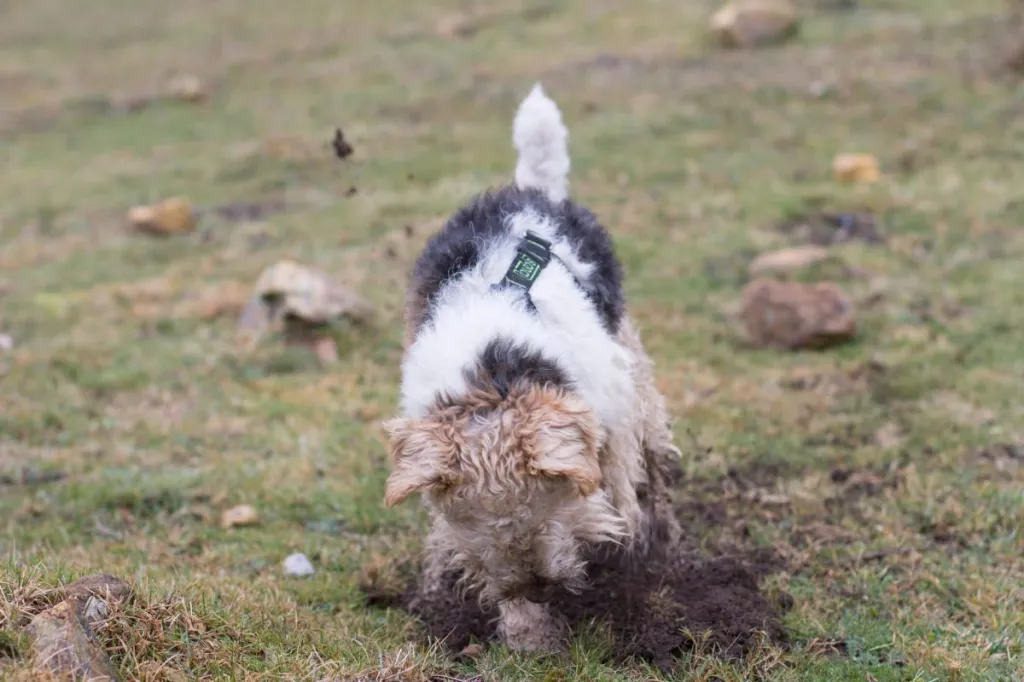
[
  {"x1": 332, "y1": 128, "x2": 354, "y2": 159},
  {"x1": 363, "y1": 535, "x2": 788, "y2": 672}
]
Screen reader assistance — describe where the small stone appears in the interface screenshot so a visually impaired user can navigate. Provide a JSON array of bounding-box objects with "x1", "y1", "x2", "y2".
[
  {"x1": 83, "y1": 596, "x2": 110, "y2": 624},
  {"x1": 710, "y1": 0, "x2": 799, "y2": 49},
  {"x1": 748, "y1": 245, "x2": 830, "y2": 275},
  {"x1": 0, "y1": 333, "x2": 12, "y2": 352},
  {"x1": 129, "y1": 197, "x2": 197, "y2": 236},
  {"x1": 458, "y1": 643, "x2": 484, "y2": 658},
  {"x1": 741, "y1": 278, "x2": 857, "y2": 350},
  {"x1": 833, "y1": 153, "x2": 880, "y2": 183},
  {"x1": 283, "y1": 552, "x2": 315, "y2": 577},
  {"x1": 221, "y1": 504, "x2": 260, "y2": 528},
  {"x1": 237, "y1": 260, "x2": 373, "y2": 345},
  {"x1": 166, "y1": 74, "x2": 208, "y2": 103}
]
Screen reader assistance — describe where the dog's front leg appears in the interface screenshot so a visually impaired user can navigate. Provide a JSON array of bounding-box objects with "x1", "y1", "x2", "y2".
[{"x1": 497, "y1": 598, "x2": 568, "y2": 652}]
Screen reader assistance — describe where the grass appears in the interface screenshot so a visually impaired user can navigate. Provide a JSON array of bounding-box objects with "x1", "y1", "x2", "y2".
[{"x1": 2, "y1": 0, "x2": 1023, "y2": 679}]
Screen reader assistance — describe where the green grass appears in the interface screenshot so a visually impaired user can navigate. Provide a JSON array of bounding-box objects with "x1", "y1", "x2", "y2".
[{"x1": 2, "y1": 0, "x2": 1024, "y2": 679}]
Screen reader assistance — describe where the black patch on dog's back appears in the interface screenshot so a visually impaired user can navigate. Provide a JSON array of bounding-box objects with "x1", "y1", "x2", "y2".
[
  {"x1": 465, "y1": 337, "x2": 572, "y2": 400},
  {"x1": 410, "y1": 185, "x2": 625, "y2": 334}
]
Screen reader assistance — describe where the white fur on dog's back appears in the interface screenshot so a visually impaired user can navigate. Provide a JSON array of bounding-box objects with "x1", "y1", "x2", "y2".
[
  {"x1": 513, "y1": 83, "x2": 570, "y2": 203},
  {"x1": 400, "y1": 212, "x2": 635, "y2": 437}
]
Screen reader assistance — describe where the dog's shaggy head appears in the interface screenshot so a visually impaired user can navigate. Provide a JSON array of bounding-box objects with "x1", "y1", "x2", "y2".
[{"x1": 383, "y1": 383, "x2": 627, "y2": 604}]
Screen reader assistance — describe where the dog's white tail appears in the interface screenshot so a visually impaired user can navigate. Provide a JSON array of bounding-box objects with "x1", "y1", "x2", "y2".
[{"x1": 513, "y1": 83, "x2": 570, "y2": 203}]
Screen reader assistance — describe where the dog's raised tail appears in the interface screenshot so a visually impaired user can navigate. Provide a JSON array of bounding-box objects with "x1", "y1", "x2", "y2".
[{"x1": 513, "y1": 83, "x2": 570, "y2": 203}]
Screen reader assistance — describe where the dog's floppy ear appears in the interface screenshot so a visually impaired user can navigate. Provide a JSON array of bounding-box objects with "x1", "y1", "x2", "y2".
[
  {"x1": 525, "y1": 393, "x2": 602, "y2": 497},
  {"x1": 382, "y1": 417, "x2": 456, "y2": 507}
]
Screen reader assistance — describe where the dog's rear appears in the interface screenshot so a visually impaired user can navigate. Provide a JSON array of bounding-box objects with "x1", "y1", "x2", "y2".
[
  {"x1": 513, "y1": 84, "x2": 570, "y2": 203},
  {"x1": 387, "y1": 83, "x2": 680, "y2": 653}
]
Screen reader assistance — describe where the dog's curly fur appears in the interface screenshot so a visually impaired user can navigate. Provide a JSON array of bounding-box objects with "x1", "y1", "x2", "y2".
[{"x1": 384, "y1": 84, "x2": 681, "y2": 652}]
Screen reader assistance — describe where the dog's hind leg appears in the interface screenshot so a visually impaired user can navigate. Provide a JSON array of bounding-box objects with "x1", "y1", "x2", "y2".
[
  {"x1": 617, "y1": 316, "x2": 684, "y2": 549},
  {"x1": 618, "y1": 316, "x2": 681, "y2": 464}
]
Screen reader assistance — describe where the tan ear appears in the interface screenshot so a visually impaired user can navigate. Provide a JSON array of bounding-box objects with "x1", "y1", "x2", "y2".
[
  {"x1": 381, "y1": 417, "x2": 455, "y2": 507},
  {"x1": 526, "y1": 394, "x2": 602, "y2": 496}
]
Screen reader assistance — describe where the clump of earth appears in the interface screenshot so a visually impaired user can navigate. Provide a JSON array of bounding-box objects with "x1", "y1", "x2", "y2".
[{"x1": 364, "y1": 510, "x2": 789, "y2": 672}]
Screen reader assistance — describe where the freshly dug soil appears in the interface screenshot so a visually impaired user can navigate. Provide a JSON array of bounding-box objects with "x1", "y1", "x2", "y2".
[{"x1": 363, "y1": 537, "x2": 788, "y2": 672}]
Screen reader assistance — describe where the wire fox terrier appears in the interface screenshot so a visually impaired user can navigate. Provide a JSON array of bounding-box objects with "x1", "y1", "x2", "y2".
[{"x1": 383, "y1": 84, "x2": 681, "y2": 652}]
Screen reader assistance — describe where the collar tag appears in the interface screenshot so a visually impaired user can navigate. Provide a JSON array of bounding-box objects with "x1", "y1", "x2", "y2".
[{"x1": 501, "y1": 232, "x2": 552, "y2": 291}]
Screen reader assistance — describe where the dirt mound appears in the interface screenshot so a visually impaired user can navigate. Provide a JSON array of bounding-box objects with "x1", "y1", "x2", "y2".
[{"x1": 363, "y1": 538, "x2": 788, "y2": 672}]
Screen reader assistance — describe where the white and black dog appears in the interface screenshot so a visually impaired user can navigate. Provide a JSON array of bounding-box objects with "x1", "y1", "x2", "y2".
[{"x1": 383, "y1": 84, "x2": 680, "y2": 651}]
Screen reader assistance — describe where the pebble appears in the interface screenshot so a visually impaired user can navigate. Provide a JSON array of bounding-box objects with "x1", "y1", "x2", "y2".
[
  {"x1": 283, "y1": 552, "x2": 315, "y2": 577},
  {"x1": 710, "y1": 0, "x2": 799, "y2": 49},
  {"x1": 220, "y1": 504, "x2": 260, "y2": 528},
  {"x1": 833, "y1": 153, "x2": 880, "y2": 183}
]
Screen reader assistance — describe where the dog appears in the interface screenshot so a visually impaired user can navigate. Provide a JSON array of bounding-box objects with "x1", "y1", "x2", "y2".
[{"x1": 383, "y1": 84, "x2": 681, "y2": 652}]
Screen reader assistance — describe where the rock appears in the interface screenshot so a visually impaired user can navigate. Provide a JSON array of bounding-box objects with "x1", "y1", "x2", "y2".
[
  {"x1": 62, "y1": 574, "x2": 132, "y2": 611},
  {"x1": 710, "y1": 0, "x2": 799, "y2": 49},
  {"x1": 128, "y1": 197, "x2": 197, "y2": 236},
  {"x1": 28, "y1": 600, "x2": 120, "y2": 681},
  {"x1": 740, "y1": 278, "x2": 857, "y2": 350},
  {"x1": 26, "y1": 574, "x2": 130, "y2": 682},
  {"x1": 237, "y1": 260, "x2": 372, "y2": 345},
  {"x1": 748, "y1": 246, "x2": 830, "y2": 275},
  {"x1": 282, "y1": 552, "x2": 315, "y2": 577},
  {"x1": 166, "y1": 74, "x2": 208, "y2": 103},
  {"x1": 833, "y1": 154, "x2": 880, "y2": 183},
  {"x1": 0, "y1": 333, "x2": 12, "y2": 352},
  {"x1": 221, "y1": 504, "x2": 260, "y2": 528}
]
